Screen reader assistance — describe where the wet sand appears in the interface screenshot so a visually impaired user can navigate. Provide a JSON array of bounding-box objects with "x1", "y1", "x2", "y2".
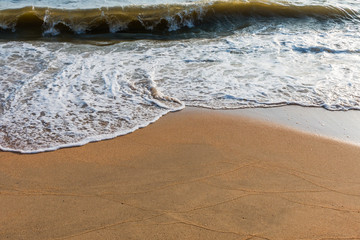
[{"x1": 1, "y1": 107, "x2": 360, "y2": 239}]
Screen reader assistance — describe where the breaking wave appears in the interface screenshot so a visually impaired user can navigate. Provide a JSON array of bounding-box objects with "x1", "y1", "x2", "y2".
[{"x1": 0, "y1": 1, "x2": 358, "y2": 40}]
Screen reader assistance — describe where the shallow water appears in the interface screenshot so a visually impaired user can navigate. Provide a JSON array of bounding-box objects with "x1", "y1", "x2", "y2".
[{"x1": 0, "y1": 0, "x2": 359, "y2": 152}]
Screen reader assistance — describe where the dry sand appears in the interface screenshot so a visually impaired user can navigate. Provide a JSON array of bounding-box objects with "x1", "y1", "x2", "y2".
[{"x1": 1, "y1": 108, "x2": 360, "y2": 239}]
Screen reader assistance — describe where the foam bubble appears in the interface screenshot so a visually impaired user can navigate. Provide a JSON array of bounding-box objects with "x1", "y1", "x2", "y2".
[
  {"x1": 1, "y1": 15, "x2": 360, "y2": 153},
  {"x1": 0, "y1": 41, "x2": 184, "y2": 153}
]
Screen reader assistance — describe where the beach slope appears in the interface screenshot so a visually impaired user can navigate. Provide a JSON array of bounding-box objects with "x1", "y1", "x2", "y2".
[{"x1": 1, "y1": 108, "x2": 360, "y2": 239}]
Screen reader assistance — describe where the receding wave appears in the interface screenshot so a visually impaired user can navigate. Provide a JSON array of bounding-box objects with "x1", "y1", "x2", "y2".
[{"x1": 0, "y1": 0, "x2": 358, "y2": 40}]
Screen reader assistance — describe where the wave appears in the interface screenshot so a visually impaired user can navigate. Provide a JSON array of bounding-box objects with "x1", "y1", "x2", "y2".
[{"x1": 0, "y1": 1, "x2": 358, "y2": 39}]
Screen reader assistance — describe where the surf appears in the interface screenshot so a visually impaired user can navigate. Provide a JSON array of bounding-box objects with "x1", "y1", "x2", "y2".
[{"x1": 0, "y1": 1, "x2": 358, "y2": 41}]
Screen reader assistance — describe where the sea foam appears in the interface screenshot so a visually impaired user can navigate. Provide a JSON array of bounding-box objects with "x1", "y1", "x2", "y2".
[{"x1": 0, "y1": 1, "x2": 360, "y2": 153}]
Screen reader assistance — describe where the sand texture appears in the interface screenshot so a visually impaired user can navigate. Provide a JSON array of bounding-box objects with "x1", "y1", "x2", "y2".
[{"x1": 1, "y1": 108, "x2": 360, "y2": 239}]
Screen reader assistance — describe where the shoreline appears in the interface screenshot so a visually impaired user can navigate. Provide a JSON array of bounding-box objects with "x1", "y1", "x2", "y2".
[
  {"x1": 1, "y1": 107, "x2": 360, "y2": 239},
  {"x1": 220, "y1": 105, "x2": 360, "y2": 146},
  {"x1": 4, "y1": 105, "x2": 360, "y2": 154}
]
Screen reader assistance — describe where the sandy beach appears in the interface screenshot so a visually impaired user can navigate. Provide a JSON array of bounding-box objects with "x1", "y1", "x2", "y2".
[{"x1": 1, "y1": 107, "x2": 360, "y2": 239}]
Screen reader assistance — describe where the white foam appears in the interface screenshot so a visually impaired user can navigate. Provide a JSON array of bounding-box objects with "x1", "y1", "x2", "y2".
[
  {"x1": 1, "y1": 16, "x2": 360, "y2": 153},
  {"x1": 0, "y1": 41, "x2": 184, "y2": 153}
]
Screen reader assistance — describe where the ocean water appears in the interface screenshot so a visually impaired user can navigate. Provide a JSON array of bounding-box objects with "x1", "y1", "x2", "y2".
[{"x1": 0, "y1": 0, "x2": 359, "y2": 153}]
